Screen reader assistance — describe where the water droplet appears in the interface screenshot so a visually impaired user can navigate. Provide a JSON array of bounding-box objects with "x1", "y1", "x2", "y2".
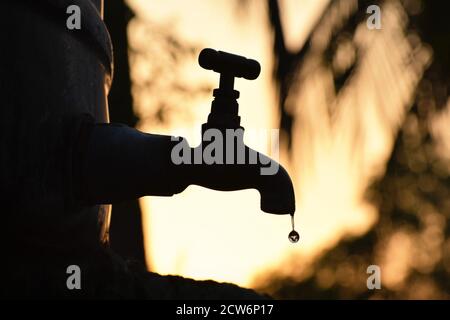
[
  {"x1": 288, "y1": 214, "x2": 299, "y2": 243},
  {"x1": 288, "y1": 230, "x2": 300, "y2": 243}
]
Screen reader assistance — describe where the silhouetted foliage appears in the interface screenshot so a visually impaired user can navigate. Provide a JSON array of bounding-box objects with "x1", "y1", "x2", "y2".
[
  {"x1": 127, "y1": 17, "x2": 211, "y2": 128},
  {"x1": 257, "y1": 0, "x2": 450, "y2": 299}
]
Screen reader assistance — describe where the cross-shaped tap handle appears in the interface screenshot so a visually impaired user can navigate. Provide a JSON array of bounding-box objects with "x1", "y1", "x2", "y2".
[{"x1": 199, "y1": 48, "x2": 261, "y2": 92}]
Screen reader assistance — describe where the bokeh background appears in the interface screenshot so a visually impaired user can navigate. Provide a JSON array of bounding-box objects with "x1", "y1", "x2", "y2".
[{"x1": 104, "y1": 0, "x2": 450, "y2": 299}]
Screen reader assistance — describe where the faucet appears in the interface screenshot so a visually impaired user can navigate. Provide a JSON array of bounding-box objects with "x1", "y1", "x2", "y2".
[
  {"x1": 0, "y1": 0, "x2": 294, "y2": 297},
  {"x1": 77, "y1": 49, "x2": 296, "y2": 216}
]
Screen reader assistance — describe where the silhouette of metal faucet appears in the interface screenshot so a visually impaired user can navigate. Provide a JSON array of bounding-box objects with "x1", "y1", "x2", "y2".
[
  {"x1": 79, "y1": 49, "x2": 295, "y2": 215},
  {"x1": 1, "y1": 0, "x2": 290, "y2": 298}
]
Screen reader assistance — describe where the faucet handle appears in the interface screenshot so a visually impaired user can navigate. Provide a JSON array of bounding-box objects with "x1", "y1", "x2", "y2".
[
  {"x1": 199, "y1": 48, "x2": 261, "y2": 81},
  {"x1": 199, "y1": 48, "x2": 261, "y2": 128}
]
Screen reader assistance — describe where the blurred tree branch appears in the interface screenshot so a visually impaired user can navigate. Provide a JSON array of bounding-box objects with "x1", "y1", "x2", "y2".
[
  {"x1": 267, "y1": 0, "x2": 311, "y2": 150},
  {"x1": 128, "y1": 18, "x2": 211, "y2": 129}
]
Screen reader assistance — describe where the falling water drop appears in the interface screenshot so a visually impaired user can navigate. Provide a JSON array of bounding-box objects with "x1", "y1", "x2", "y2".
[
  {"x1": 288, "y1": 214, "x2": 299, "y2": 243},
  {"x1": 288, "y1": 230, "x2": 299, "y2": 243}
]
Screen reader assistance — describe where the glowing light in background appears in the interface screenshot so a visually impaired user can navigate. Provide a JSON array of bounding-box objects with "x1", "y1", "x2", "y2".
[{"x1": 126, "y1": 0, "x2": 431, "y2": 287}]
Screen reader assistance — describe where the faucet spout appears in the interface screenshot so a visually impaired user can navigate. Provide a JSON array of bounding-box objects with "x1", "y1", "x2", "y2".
[
  {"x1": 255, "y1": 157, "x2": 296, "y2": 215},
  {"x1": 75, "y1": 120, "x2": 295, "y2": 216},
  {"x1": 172, "y1": 134, "x2": 296, "y2": 215}
]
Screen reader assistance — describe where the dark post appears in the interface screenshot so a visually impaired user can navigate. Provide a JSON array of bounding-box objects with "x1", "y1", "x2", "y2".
[{"x1": 104, "y1": 0, "x2": 146, "y2": 266}]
